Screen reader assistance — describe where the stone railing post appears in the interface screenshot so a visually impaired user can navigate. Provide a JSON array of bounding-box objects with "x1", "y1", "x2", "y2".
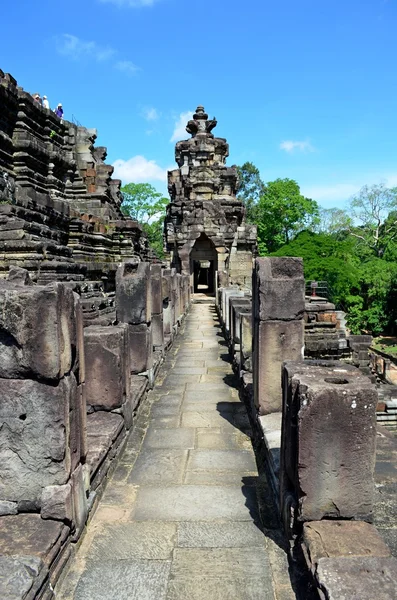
[
  {"x1": 240, "y1": 313, "x2": 253, "y2": 373},
  {"x1": 253, "y1": 257, "x2": 304, "y2": 415},
  {"x1": 162, "y1": 269, "x2": 172, "y2": 340},
  {"x1": 115, "y1": 261, "x2": 153, "y2": 379},
  {"x1": 280, "y1": 361, "x2": 377, "y2": 534},
  {"x1": 150, "y1": 264, "x2": 164, "y2": 349}
]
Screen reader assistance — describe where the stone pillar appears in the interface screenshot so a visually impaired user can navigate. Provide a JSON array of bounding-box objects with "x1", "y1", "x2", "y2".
[
  {"x1": 349, "y1": 334, "x2": 373, "y2": 373},
  {"x1": 0, "y1": 273, "x2": 87, "y2": 534},
  {"x1": 253, "y1": 257, "x2": 304, "y2": 415},
  {"x1": 240, "y1": 313, "x2": 253, "y2": 373},
  {"x1": 176, "y1": 273, "x2": 182, "y2": 324},
  {"x1": 229, "y1": 297, "x2": 251, "y2": 345},
  {"x1": 162, "y1": 269, "x2": 172, "y2": 340},
  {"x1": 221, "y1": 287, "x2": 242, "y2": 330},
  {"x1": 280, "y1": 361, "x2": 377, "y2": 532},
  {"x1": 84, "y1": 324, "x2": 132, "y2": 427},
  {"x1": 115, "y1": 261, "x2": 153, "y2": 376},
  {"x1": 170, "y1": 268, "x2": 177, "y2": 332},
  {"x1": 150, "y1": 264, "x2": 164, "y2": 349}
]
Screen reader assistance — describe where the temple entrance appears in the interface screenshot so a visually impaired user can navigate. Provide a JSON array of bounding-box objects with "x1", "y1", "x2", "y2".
[{"x1": 190, "y1": 233, "x2": 217, "y2": 294}]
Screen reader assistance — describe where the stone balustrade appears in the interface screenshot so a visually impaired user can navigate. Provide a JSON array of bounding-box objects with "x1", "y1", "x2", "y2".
[{"x1": 216, "y1": 257, "x2": 397, "y2": 599}]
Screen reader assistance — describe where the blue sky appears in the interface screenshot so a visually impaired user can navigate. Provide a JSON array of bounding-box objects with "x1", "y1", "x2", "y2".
[{"x1": 1, "y1": 0, "x2": 397, "y2": 208}]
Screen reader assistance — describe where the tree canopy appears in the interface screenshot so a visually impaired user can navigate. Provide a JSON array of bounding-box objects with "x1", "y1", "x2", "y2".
[
  {"x1": 256, "y1": 178, "x2": 319, "y2": 254},
  {"x1": 121, "y1": 182, "x2": 168, "y2": 258},
  {"x1": 236, "y1": 162, "x2": 397, "y2": 336}
]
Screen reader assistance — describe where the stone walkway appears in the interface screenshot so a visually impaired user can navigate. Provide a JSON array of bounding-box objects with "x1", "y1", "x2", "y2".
[{"x1": 57, "y1": 302, "x2": 294, "y2": 600}]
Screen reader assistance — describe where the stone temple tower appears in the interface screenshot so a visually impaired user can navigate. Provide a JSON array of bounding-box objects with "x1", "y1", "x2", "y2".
[{"x1": 164, "y1": 106, "x2": 257, "y2": 294}]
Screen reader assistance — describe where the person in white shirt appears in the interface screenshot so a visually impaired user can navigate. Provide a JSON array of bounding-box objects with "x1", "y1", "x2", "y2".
[{"x1": 42, "y1": 95, "x2": 49, "y2": 110}]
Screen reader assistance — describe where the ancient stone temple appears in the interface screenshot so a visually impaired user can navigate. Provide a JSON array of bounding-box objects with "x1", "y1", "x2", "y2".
[{"x1": 164, "y1": 106, "x2": 257, "y2": 294}]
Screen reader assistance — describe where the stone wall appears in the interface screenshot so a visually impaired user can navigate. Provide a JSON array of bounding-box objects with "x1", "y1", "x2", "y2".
[
  {"x1": 0, "y1": 69, "x2": 191, "y2": 599},
  {"x1": 0, "y1": 69, "x2": 156, "y2": 327}
]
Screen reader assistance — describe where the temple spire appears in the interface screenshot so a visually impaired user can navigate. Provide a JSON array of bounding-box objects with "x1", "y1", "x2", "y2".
[{"x1": 186, "y1": 105, "x2": 217, "y2": 137}]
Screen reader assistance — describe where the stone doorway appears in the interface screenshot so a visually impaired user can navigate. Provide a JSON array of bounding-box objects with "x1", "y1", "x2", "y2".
[{"x1": 190, "y1": 233, "x2": 217, "y2": 294}]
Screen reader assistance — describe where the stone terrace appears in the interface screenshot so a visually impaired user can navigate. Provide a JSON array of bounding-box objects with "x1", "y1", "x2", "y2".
[{"x1": 56, "y1": 303, "x2": 295, "y2": 600}]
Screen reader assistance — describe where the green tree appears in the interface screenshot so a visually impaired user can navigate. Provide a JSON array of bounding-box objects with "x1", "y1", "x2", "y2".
[
  {"x1": 121, "y1": 183, "x2": 168, "y2": 258},
  {"x1": 256, "y1": 178, "x2": 319, "y2": 254},
  {"x1": 236, "y1": 162, "x2": 265, "y2": 223},
  {"x1": 272, "y1": 230, "x2": 360, "y2": 306},
  {"x1": 348, "y1": 183, "x2": 397, "y2": 257},
  {"x1": 316, "y1": 207, "x2": 352, "y2": 237}
]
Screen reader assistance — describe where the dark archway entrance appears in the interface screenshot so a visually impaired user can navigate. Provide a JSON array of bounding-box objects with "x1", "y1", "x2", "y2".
[{"x1": 190, "y1": 233, "x2": 217, "y2": 294}]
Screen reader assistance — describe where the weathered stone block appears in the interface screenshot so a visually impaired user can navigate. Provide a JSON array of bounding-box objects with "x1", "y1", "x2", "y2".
[
  {"x1": 229, "y1": 298, "x2": 251, "y2": 343},
  {"x1": 280, "y1": 362, "x2": 377, "y2": 523},
  {"x1": 0, "y1": 555, "x2": 46, "y2": 600},
  {"x1": 71, "y1": 464, "x2": 88, "y2": 540},
  {"x1": 0, "y1": 375, "x2": 77, "y2": 503},
  {"x1": 253, "y1": 257, "x2": 304, "y2": 321},
  {"x1": 128, "y1": 324, "x2": 153, "y2": 374},
  {"x1": 302, "y1": 521, "x2": 391, "y2": 570},
  {"x1": 240, "y1": 313, "x2": 253, "y2": 372},
  {"x1": 116, "y1": 260, "x2": 151, "y2": 325},
  {"x1": 41, "y1": 483, "x2": 73, "y2": 523},
  {"x1": 0, "y1": 281, "x2": 77, "y2": 380},
  {"x1": 150, "y1": 264, "x2": 163, "y2": 316},
  {"x1": 315, "y1": 556, "x2": 397, "y2": 600},
  {"x1": 84, "y1": 325, "x2": 129, "y2": 411},
  {"x1": 152, "y1": 313, "x2": 164, "y2": 348},
  {"x1": 0, "y1": 500, "x2": 18, "y2": 515},
  {"x1": 254, "y1": 320, "x2": 304, "y2": 414}
]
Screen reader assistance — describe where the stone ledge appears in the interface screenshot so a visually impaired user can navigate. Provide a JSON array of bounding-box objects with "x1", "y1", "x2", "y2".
[{"x1": 315, "y1": 556, "x2": 397, "y2": 600}]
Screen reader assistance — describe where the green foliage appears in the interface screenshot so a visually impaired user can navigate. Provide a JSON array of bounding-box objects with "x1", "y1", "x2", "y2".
[
  {"x1": 348, "y1": 183, "x2": 397, "y2": 257},
  {"x1": 256, "y1": 178, "x2": 319, "y2": 254},
  {"x1": 121, "y1": 182, "x2": 168, "y2": 258},
  {"x1": 272, "y1": 231, "x2": 360, "y2": 306},
  {"x1": 236, "y1": 162, "x2": 265, "y2": 223}
]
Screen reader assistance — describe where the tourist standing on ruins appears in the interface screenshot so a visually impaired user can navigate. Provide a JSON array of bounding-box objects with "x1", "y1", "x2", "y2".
[
  {"x1": 55, "y1": 103, "x2": 64, "y2": 122},
  {"x1": 42, "y1": 95, "x2": 49, "y2": 109}
]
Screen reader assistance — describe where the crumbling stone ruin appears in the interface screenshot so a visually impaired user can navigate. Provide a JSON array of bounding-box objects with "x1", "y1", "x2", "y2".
[
  {"x1": 164, "y1": 105, "x2": 257, "y2": 292},
  {"x1": 0, "y1": 67, "x2": 396, "y2": 599},
  {"x1": 217, "y1": 256, "x2": 397, "y2": 598},
  {"x1": 0, "y1": 70, "x2": 190, "y2": 599}
]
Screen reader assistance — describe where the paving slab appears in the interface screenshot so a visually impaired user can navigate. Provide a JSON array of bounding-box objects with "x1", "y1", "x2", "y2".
[
  {"x1": 196, "y1": 429, "x2": 242, "y2": 449},
  {"x1": 87, "y1": 522, "x2": 177, "y2": 560},
  {"x1": 184, "y1": 471, "x2": 258, "y2": 486},
  {"x1": 177, "y1": 521, "x2": 265, "y2": 547},
  {"x1": 170, "y1": 547, "x2": 271, "y2": 578},
  {"x1": 143, "y1": 428, "x2": 196, "y2": 449},
  {"x1": 127, "y1": 449, "x2": 188, "y2": 485},
  {"x1": 187, "y1": 449, "x2": 257, "y2": 472},
  {"x1": 74, "y1": 560, "x2": 171, "y2": 600},
  {"x1": 132, "y1": 485, "x2": 259, "y2": 521},
  {"x1": 166, "y1": 577, "x2": 275, "y2": 600},
  {"x1": 181, "y1": 410, "x2": 237, "y2": 430}
]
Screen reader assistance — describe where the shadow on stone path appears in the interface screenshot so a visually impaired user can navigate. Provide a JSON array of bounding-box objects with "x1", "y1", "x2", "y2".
[{"x1": 56, "y1": 302, "x2": 296, "y2": 600}]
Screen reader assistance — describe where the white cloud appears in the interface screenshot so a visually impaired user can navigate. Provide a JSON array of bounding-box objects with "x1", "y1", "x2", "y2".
[
  {"x1": 170, "y1": 111, "x2": 194, "y2": 142},
  {"x1": 112, "y1": 155, "x2": 169, "y2": 183},
  {"x1": 280, "y1": 140, "x2": 315, "y2": 153},
  {"x1": 55, "y1": 34, "x2": 116, "y2": 62},
  {"x1": 99, "y1": 0, "x2": 159, "y2": 6},
  {"x1": 302, "y1": 173, "x2": 397, "y2": 207},
  {"x1": 301, "y1": 183, "x2": 360, "y2": 205},
  {"x1": 143, "y1": 107, "x2": 159, "y2": 121},
  {"x1": 114, "y1": 60, "x2": 139, "y2": 75}
]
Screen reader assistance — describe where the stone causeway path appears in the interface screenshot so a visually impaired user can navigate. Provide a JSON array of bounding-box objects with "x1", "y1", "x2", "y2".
[{"x1": 57, "y1": 302, "x2": 294, "y2": 600}]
